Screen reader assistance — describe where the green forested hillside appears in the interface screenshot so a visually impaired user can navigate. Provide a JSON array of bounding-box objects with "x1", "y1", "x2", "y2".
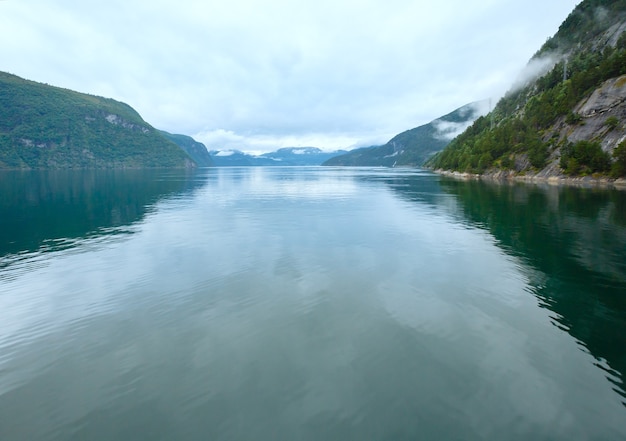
[
  {"x1": 324, "y1": 101, "x2": 486, "y2": 167},
  {"x1": 429, "y1": 0, "x2": 626, "y2": 178},
  {"x1": 0, "y1": 72, "x2": 194, "y2": 168},
  {"x1": 160, "y1": 131, "x2": 214, "y2": 166}
]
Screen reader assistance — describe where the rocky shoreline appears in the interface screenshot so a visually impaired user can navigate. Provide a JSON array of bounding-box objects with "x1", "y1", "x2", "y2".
[{"x1": 435, "y1": 169, "x2": 626, "y2": 190}]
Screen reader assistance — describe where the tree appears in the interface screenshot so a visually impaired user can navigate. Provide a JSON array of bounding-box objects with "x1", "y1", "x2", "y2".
[
  {"x1": 611, "y1": 141, "x2": 626, "y2": 177},
  {"x1": 560, "y1": 140, "x2": 611, "y2": 175},
  {"x1": 605, "y1": 116, "x2": 620, "y2": 130}
]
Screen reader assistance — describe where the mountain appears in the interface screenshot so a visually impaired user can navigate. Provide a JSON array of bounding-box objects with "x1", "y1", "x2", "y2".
[
  {"x1": 323, "y1": 101, "x2": 488, "y2": 167},
  {"x1": 160, "y1": 131, "x2": 213, "y2": 166},
  {"x1": 321, "y1": 145, "x2": 386, "y2": 166},
  {"x1": 209, "y1": 150, "x2": 278, "y2": 166},
  {"x1": 0, "y1": 72, "x2": 196, "y2": 168},
  {"x1": 261, "y1": 147, "x2": 347, "y2": 165},
  {"x1": 209, "y1": 147, "x2": 347, "y2": 166},
  {"x1": 428, "y1": 0, "x2": 626, "y2": 179}
]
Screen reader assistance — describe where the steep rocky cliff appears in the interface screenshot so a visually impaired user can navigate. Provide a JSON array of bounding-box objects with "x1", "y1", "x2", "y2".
[
  {"x1": 429, "y1": 0, "x2": 626, "y2": 181},
  {"x1": 527, "y1": 74, "x2": 626, "y2": 179},
  {"x1": 558, "y1": 75, "x2": 626, "y2": 150}
]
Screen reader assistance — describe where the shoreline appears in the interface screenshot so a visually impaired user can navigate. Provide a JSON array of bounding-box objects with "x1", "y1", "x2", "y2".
[{"x1": 434, "y1": 169, "x2": 626, "y2": 190}]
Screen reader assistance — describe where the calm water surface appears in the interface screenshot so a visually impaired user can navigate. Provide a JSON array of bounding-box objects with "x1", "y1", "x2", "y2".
[{"x1": 0, "y1": 167, "x2": 625, "y2": 440}]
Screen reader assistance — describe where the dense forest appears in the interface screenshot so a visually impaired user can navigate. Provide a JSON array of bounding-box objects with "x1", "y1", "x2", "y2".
[
  {"x1": 0, "y1": 72, "x2": 195, "y2": 168},
  {"x1": 428, "y1": 0, "x2": 626, "y2": 178},
  {"x1": 160, "y1": 131, "x2": 214, "y2": 166}
]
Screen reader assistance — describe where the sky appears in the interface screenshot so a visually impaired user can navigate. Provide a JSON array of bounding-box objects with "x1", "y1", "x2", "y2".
[{"x1": 0, "y1": 0, "x2": 581, "y2": 153}]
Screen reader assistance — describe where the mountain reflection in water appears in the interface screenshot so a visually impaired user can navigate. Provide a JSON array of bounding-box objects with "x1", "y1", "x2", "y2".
[
  {"x1": 0, "y1": 169, "x2": 207, "y2": 259},
  {"x1": 0, "y1": 167, "x2": 624, "y2": 440},
  {"x1": 436, "y1": 178, "x2": 626, "y2": 405}
]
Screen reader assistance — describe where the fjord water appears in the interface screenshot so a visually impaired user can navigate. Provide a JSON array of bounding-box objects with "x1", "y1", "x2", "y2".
[{"x1": 1, "y1": 167, "x2": 625, "y2": 440}]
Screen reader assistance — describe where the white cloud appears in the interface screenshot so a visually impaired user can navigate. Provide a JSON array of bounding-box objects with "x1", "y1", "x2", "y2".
[
  {"x1": 0, "y1": 0, "x2": 580, "y2": 153},
  {"x1": 510, "y1": 54, "x2": 563, "y2": 93},
  {"x1": 432, "y1": 100, "x2": 491, "y2": 141},
  {"x1": 193, "y1": 129, "x2": 381, "y2": 152},
  {"x1": 214, "y1": 150, "x2": 237, "y2": 157},
  {"x1": 433, "y1": 120, "x2": 476, "y2": 141}
]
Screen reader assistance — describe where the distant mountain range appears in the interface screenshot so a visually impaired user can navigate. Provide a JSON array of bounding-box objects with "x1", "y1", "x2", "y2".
[
  {"x1": 0, "y1": 70, "x2": 488, "y2": 171},
  {"x1": 323, "y1": 101, "x2": 488, "y2": 167},
  {"x1": 209, "y1": 101, "x2": 490, "y2": 169},
  {"x1": 209, "y1": 147, "x2": 347, "y2": 166}
]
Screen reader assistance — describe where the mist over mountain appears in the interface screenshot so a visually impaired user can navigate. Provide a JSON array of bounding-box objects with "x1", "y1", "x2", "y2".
[
  {"x1": 210, "y1": 147, "x2": 347, "y2": 166},
  {"x1": 429, "y1": 0, "x2": 626, "y2": 180},
  {"x1": 323, "y1": 101, "x2": 488, "y2": 167}
]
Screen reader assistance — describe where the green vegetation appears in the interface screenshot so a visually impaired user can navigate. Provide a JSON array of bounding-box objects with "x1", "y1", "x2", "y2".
[
  {"x1": 537, "y1": 0, "x2": 626, "y2": 56},
  {"x1": 560, "y1": 140, "x2": 611, "y2": 175},
  {"x1": 324, "y1": 102, "x2": 484, "y2": 167},
  {"x1": 0, "y1": 72, "x2": 194, "y2": 168},
  {"x1": 160, "y1": 131, "x2": 213, "y2": 166},
  {"x1": 612, "y1": 141, "x2": 626, "y2": 177},
  {"x1": 428, "y1": 0, "x2": 626, "y2": 177},
  {"x1": 605, "y1": 116, "x2": 620, "y2": 130}
]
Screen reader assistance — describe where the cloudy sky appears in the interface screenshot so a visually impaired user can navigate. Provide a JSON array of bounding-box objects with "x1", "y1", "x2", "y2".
[{"x1": 1, "y1": 0, "x2": 579, "y2": 153}]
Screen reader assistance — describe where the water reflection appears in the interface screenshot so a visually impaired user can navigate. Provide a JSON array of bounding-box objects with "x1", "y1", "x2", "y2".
[
  {"x1": 0, "y1": 169, "x2": 208, "y2": 260},
  {"x1": 209, "y1": 166, "x2": 362, "y2": 201},
  {"x1": 1, "y1": 167, "x2": 625, "y2": 440},
  {"x1": 437, "y1": 178, "x2": 626, "y2": 405}
]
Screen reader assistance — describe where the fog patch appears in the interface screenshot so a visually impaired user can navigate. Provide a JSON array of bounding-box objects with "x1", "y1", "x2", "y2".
[
  {"x1": 433, "y1": 120, "x2": 475, "y2": 141},
  {"x1": 432, "y1": 101, "x2": 489, "y2": 141},
  {"x1": 509, "y1": 53, "x2": 562, "y2": 93},
  {"x1": 594, "y1": 6, "x2": 609, "y2": 23}
]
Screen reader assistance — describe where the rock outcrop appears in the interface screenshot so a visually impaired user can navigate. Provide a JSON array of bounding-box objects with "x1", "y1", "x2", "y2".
[{"x1": 428, "y1": 0, "x2": 626, "y2": 184}]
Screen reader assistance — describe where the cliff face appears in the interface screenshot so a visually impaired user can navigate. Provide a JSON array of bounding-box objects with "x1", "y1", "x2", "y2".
[
  {"x1": 429, "y1": 0, "x2": 626, "y2": 180},
  {"x1": 0, "y1": 72, "x2": 196, "y2": 169},
  {"x1": 565, "y1": 75, "x2": 626, "y2": 149},
  {"x1": 529, "y1": 75, "x2": 626, "y2": 178}
]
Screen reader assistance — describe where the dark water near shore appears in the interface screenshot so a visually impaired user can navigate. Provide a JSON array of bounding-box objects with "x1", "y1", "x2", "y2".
[{"x1": 1, "y1": 167, "x2": 625, "y2": 440}]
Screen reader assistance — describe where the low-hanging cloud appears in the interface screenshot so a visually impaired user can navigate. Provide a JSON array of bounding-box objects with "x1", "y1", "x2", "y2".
[
  {"x1": 433, "y1": 120, "x2": 477, "y2": 141},
  {"x1": 432, "y1": 100, "x2": 490, "y2": 141},
  {"x1": 0, "y1": 0, "x2": 580, "y2": 153},
  {"x1": 193, "y1": 128, "x2": 382, "y2": 154},
  {"x1": 508, "y1": 53, "x2": 563, "y2": 93}
]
